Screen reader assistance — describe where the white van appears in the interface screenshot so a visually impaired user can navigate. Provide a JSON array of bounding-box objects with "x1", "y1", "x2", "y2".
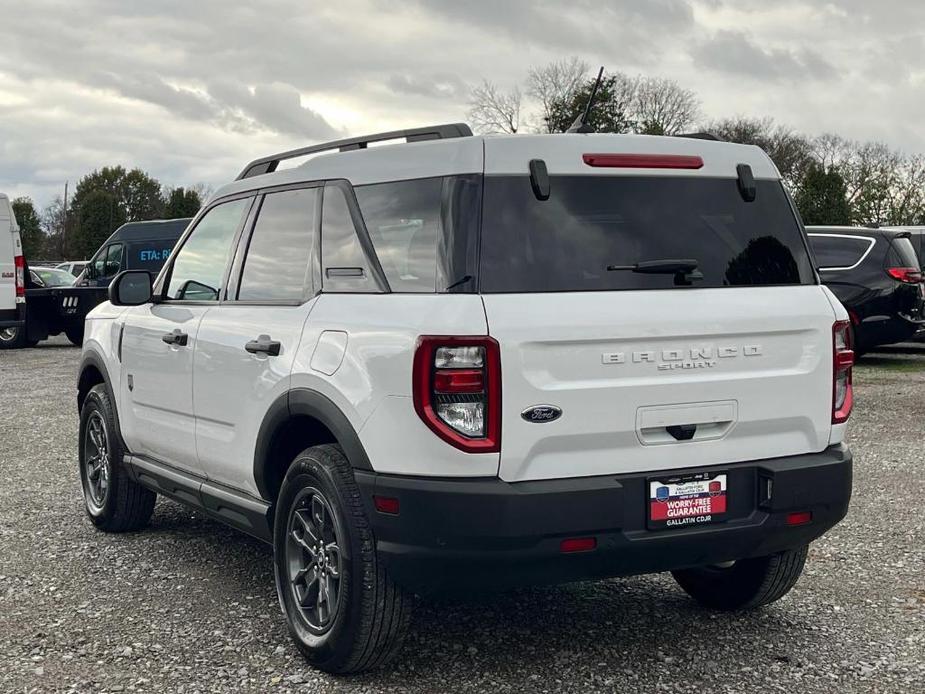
[{"x1": 0, "y1": 193, "x2": 28, "y2": 348}]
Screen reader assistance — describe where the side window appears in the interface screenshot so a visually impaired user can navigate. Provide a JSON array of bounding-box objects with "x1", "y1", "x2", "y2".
[
  {"x1": 238, "y1": 188, "x2": 318, "y2": 302},
  {"x1": 355, "y1": 178, "x2": 442, "y2": 292},
  {"x1": 90, "y1": 247, "x2": 108, "y2": 279},
  {"x1": 321, "y1": 184, "x2": 377, "y2": 292},
  {"x1": 166, "y1": 198, "x2": 250, "y2": 301},
  {"x1": 105, "y1": 244, "x2": 123, "y2": 276},
  {"x1": 809, "y1": 235, "x2": 872, "y2": 270}
]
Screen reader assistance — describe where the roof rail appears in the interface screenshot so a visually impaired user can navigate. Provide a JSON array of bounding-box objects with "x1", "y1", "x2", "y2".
[{"x1": 236, "y1": 123, "x2": 474, "y2": 180}]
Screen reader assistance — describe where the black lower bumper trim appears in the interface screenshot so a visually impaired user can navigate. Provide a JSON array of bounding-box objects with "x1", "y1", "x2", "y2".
[{"x1": 356, "y1": 444, "x2": 852, "y2": 592}]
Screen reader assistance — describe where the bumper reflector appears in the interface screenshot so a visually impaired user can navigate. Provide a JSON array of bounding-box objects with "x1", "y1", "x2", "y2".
[
  {"x1": 373, "y1": 496, "x2": 400, "y2": 515},
  {"x1": 786, "y1": 511, "x2": 812, "y2": 526},
  {"x1": 560, "y1": 537, "x2": 596, "y2": 553}
]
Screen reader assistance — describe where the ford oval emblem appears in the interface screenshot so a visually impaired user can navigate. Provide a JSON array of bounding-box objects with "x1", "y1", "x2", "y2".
[{"x1": 521, "y1": 405, "x2": 562, "y2": 423}]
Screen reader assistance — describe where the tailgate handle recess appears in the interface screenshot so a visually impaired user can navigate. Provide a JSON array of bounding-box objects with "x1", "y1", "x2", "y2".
[
  {"x1": 666, "y1": 424, "x2": 697, "y2": 441},
  {"x1": 636, "y1": 401, "x2": 737, "y2": 446}
]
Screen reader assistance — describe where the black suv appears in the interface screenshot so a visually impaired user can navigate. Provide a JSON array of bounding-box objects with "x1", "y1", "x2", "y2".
[{"x1": 807, "y1": 226, "x2": 925, "y2": 353}]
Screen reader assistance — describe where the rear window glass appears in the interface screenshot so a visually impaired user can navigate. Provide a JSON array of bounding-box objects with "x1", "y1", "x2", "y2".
[
  {"x1": 886, "y1": 236, "x2": 921, "y2": 268},
  {"x1": 808, "y1": 235, "x2": 872, "y2": 270},
  {"x1": 479, "y1": 176, "x2": 815, "y2": 293}
]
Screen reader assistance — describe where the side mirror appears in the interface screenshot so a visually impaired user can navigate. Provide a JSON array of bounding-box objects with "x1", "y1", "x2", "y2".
[{"x1": 109, "y1": 270, "x2": 153, "y2": 306}]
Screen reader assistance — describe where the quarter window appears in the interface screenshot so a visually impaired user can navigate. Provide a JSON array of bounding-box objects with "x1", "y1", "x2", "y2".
[
  {"x1": 355, "y1": 179, "x2": 443, "y2": 292},
  {"x1": 166, "y1": 198, "x2": 250, "y2": 301},
  {"x1": 321, "y1": 184, "x2": 377, "y2": 292},
  {"x1": 808, "y1": 235, "x2": 873, "y2": 270},
  {"x1": 238, "y1": 188, "x2": 318, "y2": 302}
]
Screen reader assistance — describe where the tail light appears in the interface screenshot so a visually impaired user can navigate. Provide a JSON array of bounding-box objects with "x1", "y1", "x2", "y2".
[
  {"x1": 832, "y1": 321, "x2": 854, "y2": 424},
  {"x1": 582, "y1": 153, "x2": 704, "y2": 169},
  {"x1": 886, "y1": 266, "x2": 922, "y2": 283},
  {"x1": 14, "y1": 255, "x2": 25, "y2": 301},
  {"x1": 412, "y1": 336, "x2": 501, "y2": 453}
]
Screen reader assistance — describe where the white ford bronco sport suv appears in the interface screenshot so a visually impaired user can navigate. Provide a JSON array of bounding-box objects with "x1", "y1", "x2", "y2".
[{"x1": 77, "y1": 124, "x2": 854, "y2": 673}]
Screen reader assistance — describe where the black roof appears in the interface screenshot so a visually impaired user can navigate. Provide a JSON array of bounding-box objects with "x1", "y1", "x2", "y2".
[{"x1": 104, "y1": 218, "x2": 192, "y2": 244}]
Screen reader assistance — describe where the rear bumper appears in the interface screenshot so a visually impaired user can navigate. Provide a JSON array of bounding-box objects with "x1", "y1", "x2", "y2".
[
  {"x1": 356, "y1": 444, "x2": 852, "y2": 592},
  {"x1": 858, "y1": 314, "x2": 923, "y2": 349}
]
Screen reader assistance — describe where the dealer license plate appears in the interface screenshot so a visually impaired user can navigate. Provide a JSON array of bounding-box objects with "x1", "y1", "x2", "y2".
[{"x1": 647, "y1": 472, "x2": 728, "y2": 530}]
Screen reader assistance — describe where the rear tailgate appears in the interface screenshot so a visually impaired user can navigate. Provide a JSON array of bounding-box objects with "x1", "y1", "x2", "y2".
[
  {"x1": 477, "y1": 142, "x2": 836, "y2": 482},
  {"x1": 484, "y1": 287, "x2": 837, "y2": 482}
]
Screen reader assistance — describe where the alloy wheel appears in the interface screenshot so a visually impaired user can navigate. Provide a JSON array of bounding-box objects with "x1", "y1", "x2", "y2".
[
  {"x1": 83, "y1": 411, "x2": 111, "y2": 512},
  {"x1": 286, "y1": 487, "x2": 343, "y2": 634}
]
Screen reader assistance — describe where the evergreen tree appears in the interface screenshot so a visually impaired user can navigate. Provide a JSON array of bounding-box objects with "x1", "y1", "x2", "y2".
[
  {"x1": 11, "y1": 197, "x2": 45, "y2": 259},
  {"x1": 794, "y1": 163, "x2": 852, "y2": 226}
]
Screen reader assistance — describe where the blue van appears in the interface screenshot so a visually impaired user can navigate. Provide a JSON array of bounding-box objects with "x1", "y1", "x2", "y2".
[{"x1": 77, "y1": 218, "x2": 192, "y2": 287}]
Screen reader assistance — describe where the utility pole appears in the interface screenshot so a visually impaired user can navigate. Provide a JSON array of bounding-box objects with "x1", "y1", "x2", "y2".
[{"x1": 63, "y1": 181, "x2": 69, "y2": 258}]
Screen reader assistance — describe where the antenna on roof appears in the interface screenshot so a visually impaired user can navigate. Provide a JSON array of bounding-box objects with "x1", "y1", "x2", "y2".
[{"x1": 567, "y1": 66, "x2": 604, "y2": 134}]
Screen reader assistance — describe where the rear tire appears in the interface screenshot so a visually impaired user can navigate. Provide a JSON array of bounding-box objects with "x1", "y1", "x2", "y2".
[
  {"x1": 671, "y1": 545, "x2": 808, "y2": 610},
  {"x1": 274, "y1": 444, "x2": 411, "y2": 673},
  {"x1": 65, "y1": 326, "x2": 85, "y2": 346},
  {"x1": 79, "y1": 384, "x2": 156, "y2": 532},
  {"x1": 0, "y1": 326, "x2": 29, "y2": 349}
]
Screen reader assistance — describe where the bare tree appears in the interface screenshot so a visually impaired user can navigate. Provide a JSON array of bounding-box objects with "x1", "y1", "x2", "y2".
[
  {"x1": 526, "y1": 57, "x2": 590, "y2": 133},
  {"x1": 632, "y1": 77, "x2": 700, "y2": 135},
  {"x1": 190, "y1": 182, "x2": 215, "y2": 204},
  {"x1": 467, "y1": 80, "x2": 522, "y2": 134},
  {"x1": 706, "y1": 117, "x2": 814, "y2": 187}
]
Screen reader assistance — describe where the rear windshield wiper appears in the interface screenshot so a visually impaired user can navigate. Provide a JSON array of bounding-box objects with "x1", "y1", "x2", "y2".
[{"x1": 607, "y1": 259, "x2": 703, "y2": 285}]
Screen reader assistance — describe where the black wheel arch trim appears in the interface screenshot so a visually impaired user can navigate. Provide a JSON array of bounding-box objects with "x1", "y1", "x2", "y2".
[
  {"x1": 78, "y1": 349, "x2": 130, "y2": 452},
  {"x1": 253, "y1": 388, "x2": 373, "y2": 501}
]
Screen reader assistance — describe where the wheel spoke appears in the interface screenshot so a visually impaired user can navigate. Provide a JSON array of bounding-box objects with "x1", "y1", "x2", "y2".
[
  {"x1": 316, "y1": 573, "x2": 328, "y2": 622},
  {"x1": 293, "y1": 509, "x2": 319, "y2": 546},
  {"x1": 299, "y1": 572, "x2": 319, "y2": 608},
  {"x1": 325, "y1": 542, "x2": 341, "y2": 578},
  {"x1": 293, "y1": 560, "x2": 316, "y2": 584},
  {"x1": 325, "y1": 574, "x2": 337, "y2": 612},
  {"x1": 290, "y1": 528, "x2": 316, "y2": 556},
  {"x1": 311, "y1": 495, "x2": 326, "y2": 534}
]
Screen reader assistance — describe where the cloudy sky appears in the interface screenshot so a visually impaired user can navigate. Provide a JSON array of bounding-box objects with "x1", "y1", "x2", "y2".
[{"x1": 1, "y1": 0, "x2": 923, "y2": 209}]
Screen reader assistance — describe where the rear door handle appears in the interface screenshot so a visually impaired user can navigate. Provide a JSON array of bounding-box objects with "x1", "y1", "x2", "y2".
[
  {"x1": 245, "y1": 334, "x2": 281, "y2": 356},
  {"x1": 162, "y1": 329, "x2": 188, "y2": 346}
]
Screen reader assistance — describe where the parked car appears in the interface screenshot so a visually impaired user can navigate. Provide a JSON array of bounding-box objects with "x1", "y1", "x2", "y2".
[
  {"x1": 807, "y1": 226, "x2": 925, "y2": 353},
  {"x1": 78, "y1": 124, "x2": 853, "y2": 673},
  {"x1": 74, "y1": 217, "x2": 192, "y2": 288},
  {"x1": 0, "y1": 192, "x2": 28, "y2": 348},
  {"x1": 56, "y1": 260, "x2": 88, "y2": 277},
  {"x1": 30, "y1": 266, "x2": 78, "y2": 288}
]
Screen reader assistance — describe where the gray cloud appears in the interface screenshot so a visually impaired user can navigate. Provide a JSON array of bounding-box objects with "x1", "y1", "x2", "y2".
[
  {"x1": 693, "y1": 30, "x2": 838, "y2": 81},
  {"x1": 387, "y1": 74, "x2": 468, "y2": 99},
  {"x1": 0, "y1": 0, "x2": 923, "y2": 210}
]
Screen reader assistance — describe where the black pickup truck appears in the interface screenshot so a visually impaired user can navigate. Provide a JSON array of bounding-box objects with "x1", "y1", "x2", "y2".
[{"x1": 2, "y1": 218, "x2": 190, "y2": 349}]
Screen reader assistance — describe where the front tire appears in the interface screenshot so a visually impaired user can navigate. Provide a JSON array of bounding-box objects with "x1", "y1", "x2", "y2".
[
  {"x1": 274, "y1": 444, "x2": 411, "y2": 673},
  {"x1": 671, "y1": 545, "x2": 808, "y2": 611},
  {"x1": 79, "y1": 384, "x2": 156, "y2": 532}
]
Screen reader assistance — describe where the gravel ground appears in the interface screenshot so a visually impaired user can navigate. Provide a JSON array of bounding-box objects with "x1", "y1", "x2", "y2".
[{"x1": 1, "y1": 336, "x2": 923, "y2": 693}]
